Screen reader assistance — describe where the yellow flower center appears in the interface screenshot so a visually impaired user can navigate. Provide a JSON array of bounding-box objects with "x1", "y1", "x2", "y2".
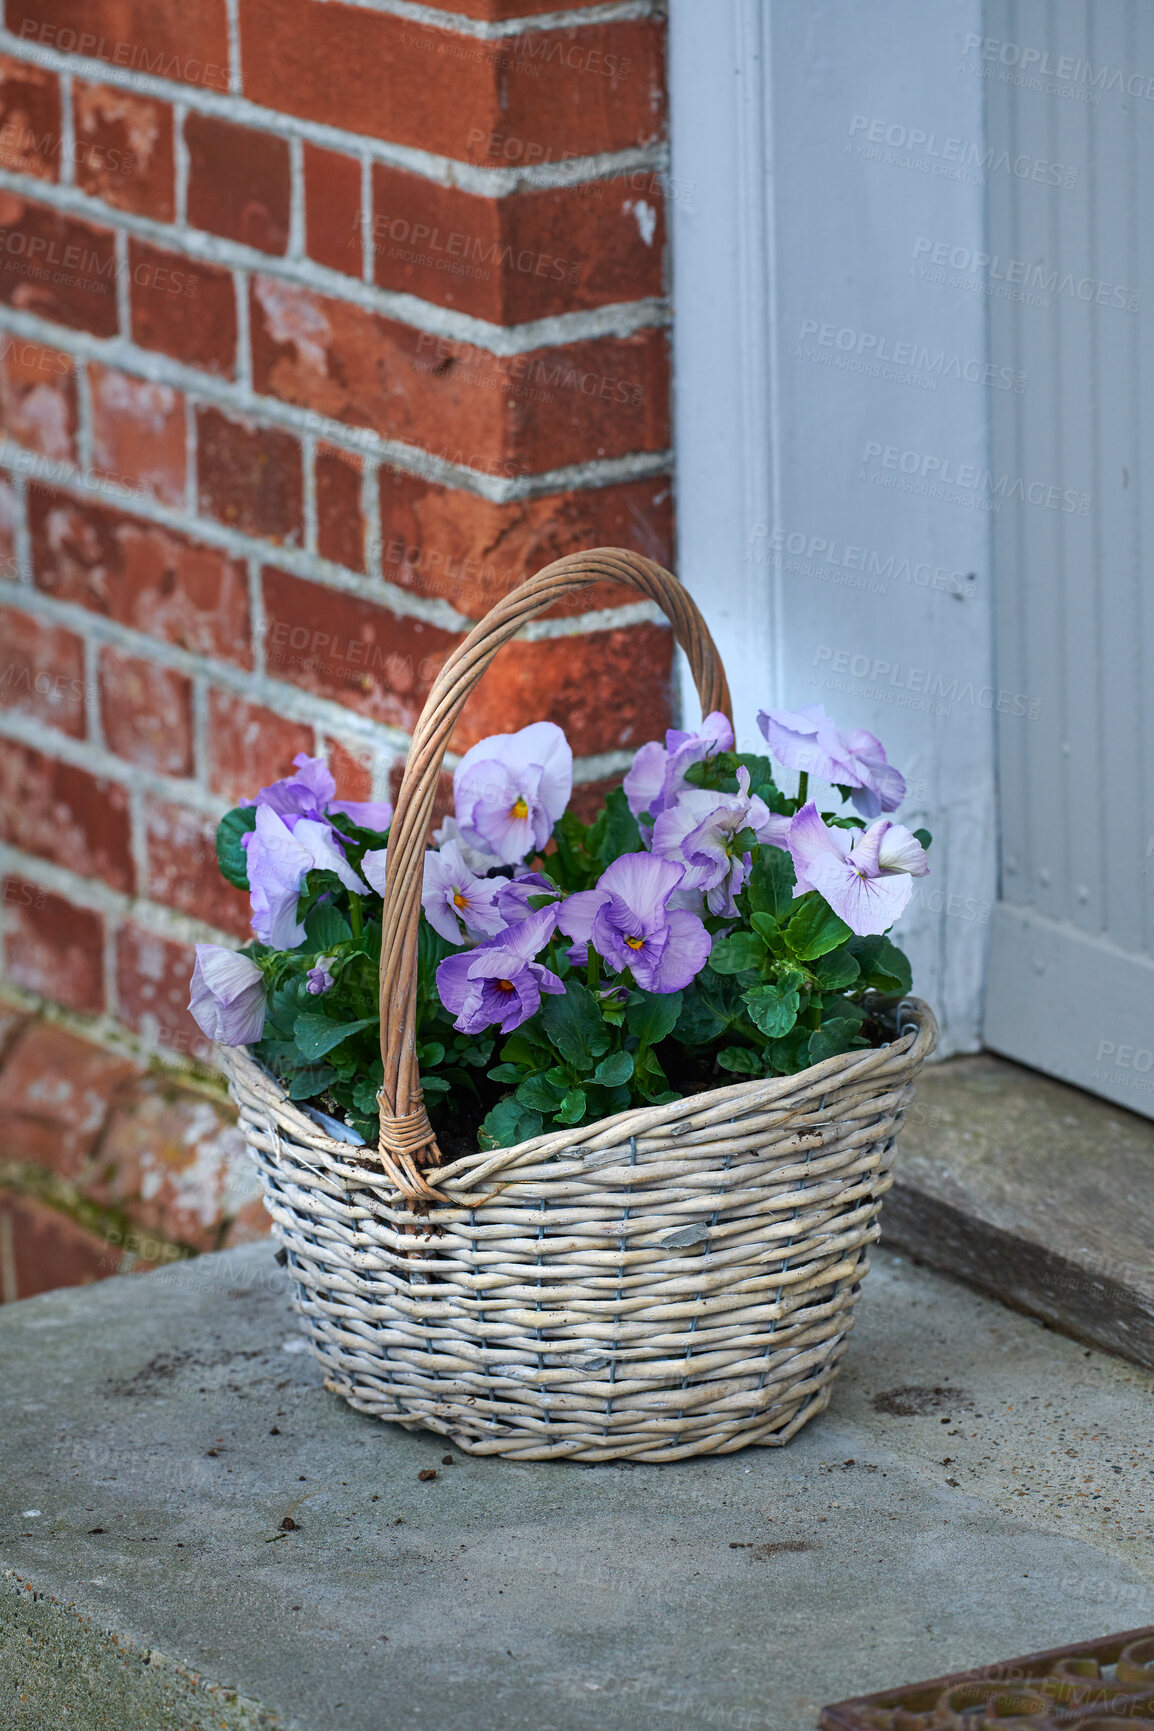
[
  {"x1": 510, "y1": 795, "x2": 530, "y2": 820},
  {"x1": 452, "y1": 890, "x2": 468, "y2": 908},
  {"x1": 624, "y1": 935, "x2": 645, "y2": 950},
  {"x1": 495, "y1": 978, "x2": 515, "y2": 993}
]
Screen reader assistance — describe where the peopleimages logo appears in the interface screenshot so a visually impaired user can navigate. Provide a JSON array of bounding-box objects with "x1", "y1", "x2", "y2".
[
  {"x1": 847, "y1": 114, "x2": 1077, "y2": 188},
  {"x1": 961, "y1": 33, "x2": 1154, "y2": 101},
  {"x1": 799, "y1": 318, "x2": 1025, "y2": 392},
  {"x1": 860, "y1": 441, "x2": 1092, "y2": 516},
  {"x1": 912, "y1": 239, "x2": 1141, "y2": 313}
]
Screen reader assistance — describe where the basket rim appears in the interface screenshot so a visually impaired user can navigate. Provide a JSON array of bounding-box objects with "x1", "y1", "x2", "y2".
[{"x1": 222, "y1": 996, "x2": 937, "y2": 1199}]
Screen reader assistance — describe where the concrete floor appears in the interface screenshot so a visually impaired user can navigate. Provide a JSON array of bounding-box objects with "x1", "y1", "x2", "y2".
[{"x1": 2, "y1": 1243, "x2": 1152, "y2": 1731}]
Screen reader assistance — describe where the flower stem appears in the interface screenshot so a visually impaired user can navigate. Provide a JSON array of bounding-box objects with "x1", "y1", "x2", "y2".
[
  {"x1": 586, "y1": 948, "x2": 600, "y2": 990},
  {"x1": 348, "y1": 891, "x2": 364, "y2": 939},
  {"x1": 796, "y1": 770, "x2": 808, "y2": 810}
]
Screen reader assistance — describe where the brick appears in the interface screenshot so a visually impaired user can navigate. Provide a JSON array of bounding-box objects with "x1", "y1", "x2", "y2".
[
  {"x1": 0, "y1": 476, "x2": 19, "y2": 580},
  {"x1": 73, "y1": 81, "x2": 174, "y2": 219},
  {"x1": 423, "y1": 0, "x2": 609, "y2": 16},
  {"x1": 0, "y1": 605, "x2": 86, "y2": 736},
  {"x1": 0, "y1": 1019, "x2": 140, "y2": 1179},
  {"x1": 10, "y1": 2, "x2": 230, "y2": 94},
  {"x1": 569, "y1": 774, "x2": 624, "y2": 826},
  {"x1": 197, "y1": 407, "x2": 303, "y2": 545},
  {"x1": 88, "y1": 1075, "x2": 256, "y2": 1253},
  {"x1": 0, "y1": 51, "x2": 61, "y2": 181},
  {"x1": 0, "y1": 192, "x2": 117, "y2": 335},
  {"x1": 315, "y1": 443, "x2": 364, "y2": 571},
  {"x1": 0, "y1": 996, "x2": 32, "y2": 1063},
  {"x1": 3, "y1": 881, "x2": 103, "y2": 1013},
  {"x1": 0, "y1": 740, "x2": 133, "y2": 892},
  {"x1": 378, "y1": 470, "x2": 673, "y2": 618},
  {"x1": 219, "y1": 1194, "x2": 271, "y2": 1246},
  {"x1": 0, "y1": 1190, "x2": 115, "y2": 1300},
  {"x1": 129, "y1": 238, "x2": 237, "y2": 377},
  {"x1": 89, "y1": 364, "x2": 185, "y2": 505},
  {"x1": 455, "y1": 621, "x2": 673, "y2": 755},
  {"x1": 325, "y1": 737, "x2": 375, "y2": 803},
  {"x1": 30, "y1": 490, "x2": 252, "y2": 664},
  {"x1": 206, "y1": 689, "x2": 313, "y2": 804},
  {"x1": 262, "y1": 566, "x2": 456, "y2": 731},
  {"x1": 144, "y1": 797, "x2": 251, "y2": 940},
  {"x1": 303, "y1": 142, "x2": 361, "y2": 277},
  {"x1": 99, "y1": 644, "x2": 194, "y2": 776},
  {"x1": 369, "y1": 166, "x2": 665, "y2": 322},
  {"x1": 249, "y1": 276, "x2": 669, "y2": 471},
  {"x1": 0, "y1": 334, "x2": 77, "y2": 460},
  {"x1": 115, "y1": 924, "x2": 211, "y2": 1065},
  {"x1": 237, "y1": 1, "x2": 664, "y2": 162},
  {"x1": 185, "y1": 113, "x2": 290, "y2": 256}
]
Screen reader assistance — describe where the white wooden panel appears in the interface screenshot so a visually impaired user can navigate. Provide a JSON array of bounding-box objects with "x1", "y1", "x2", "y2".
[
  {"x1": 984, "y1": 0, "x2": 1154, "y2": 1115},
  {"x1": 669, "y1": 0, "x2": 996, "y2": 1058}
]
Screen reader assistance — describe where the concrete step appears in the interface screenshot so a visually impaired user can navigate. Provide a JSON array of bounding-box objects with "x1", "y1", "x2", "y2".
[
  {"x1": 2, "y1": 1243, "x2": 1152, "y2": 1730},
  {"x1": 885, "y1": 1053, "x2": 1154, "y2": 1371}
]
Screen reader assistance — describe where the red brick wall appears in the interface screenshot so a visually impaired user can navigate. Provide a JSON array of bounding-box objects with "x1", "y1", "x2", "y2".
[{"x1": 0, "y1": 0, "x2": 673, "y2": 1067}]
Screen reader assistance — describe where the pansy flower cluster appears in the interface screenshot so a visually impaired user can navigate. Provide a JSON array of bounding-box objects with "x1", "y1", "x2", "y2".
[{"x1": 191, "y1": 702, "x2": 928, "y2": 1150}]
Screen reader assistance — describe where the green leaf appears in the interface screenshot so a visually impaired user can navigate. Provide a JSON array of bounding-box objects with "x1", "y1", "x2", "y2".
[
  {"x1": 293, "y1": 1012, "x2": 378, "y2": 1061},
  {"x1": 913, "y1": 828, "x2": 932, "y2": 850},
  {"x1": 584, "y1": 1082, "x2": 632, "y2": 1118},
  {"x1": 419, "y1": 1074, "x2": 452, "y2": 1095},
  {"x1": 304, "y1": 901, "x2": 352, "y2": 950},
  {"x1": 287, "y1": 1063, "x2": 336, "y2": 1100},
  {"x1": 743, "y1": 969, "x2": 805, "y2": 1039},
  {"x1": 585, "y1": 785, "x2": 643, "y2": 869},
  {"x1": 417, "y1": 1040, "x2": 446, "y2": 1069},
  {"x1": 807, "y1": 1017, "x2": 870, "y2": 1065},
  {"x1": 847, "y1": 934, "x2": 913, "y2": 994},
  {"x1": 766, "y1": 1024, "x2": 813, "y2": 1075},
  {"x1": 352, "y1": 1071, "x2": 383, "y2": 1114},
  {"x1": 633, "y1": 1044, "x2": 676, "y2": 1102},
  {"x1": 500, "y1": 1032, "x2": 549, "y2": 1069},
  {"x1": 555, "y1": 1087, "x2": 587, "y2": 1126},
  {"x1": 216, "y1": 806, "x2": 257, "y2": 890},
  {"x1": 487, "y1": 1061, "x2": 523, "y2": 1085},
  {"x1": 516, "y1": 1071, "x2": 569, "y2": 1113},
  {"x1": 478, "y1": 1100, "x2": 542, "y2": 1151},
  {"x1": 811, "y1": 949, "x2": 860, "y2": 990},
  {"x1": 784, "y1": 895, "x2": 853, "y2": 961},
  {"x1": 709, "y1": 931, "x2": 766, "y2": 975},
  {"x1": 750, "y1": 910, "x2": 782, "y2": 943},
  {"x1": 538, "y1": 981, "x2": 610, "y2": 1068},
  {"x1": 625, "y1": 989, "x2": 683, "y2": 1046},
  {"x1": 592, "y1": 1049, "x2": 634, "y2": 1087},
  {"x1": 718, "y1": 1045, "x2": 763, "y2": 1075},
  {"x1": 747, "y1": 846, "x2": 796, "y2": 919}
]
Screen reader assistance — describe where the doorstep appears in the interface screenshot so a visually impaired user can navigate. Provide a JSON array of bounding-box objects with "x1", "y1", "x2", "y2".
[
  {"x1": 885, "y1": 1052, "x2": 1154, "y2": 1373},
  {"x1": 1, "y1": 1243, "x2": 1152, "y2": 1731}
]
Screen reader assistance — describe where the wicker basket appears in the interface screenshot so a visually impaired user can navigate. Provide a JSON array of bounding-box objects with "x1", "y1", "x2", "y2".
[{"x1": 223, "y1": 549, "x2": 938, "y2": 1462}]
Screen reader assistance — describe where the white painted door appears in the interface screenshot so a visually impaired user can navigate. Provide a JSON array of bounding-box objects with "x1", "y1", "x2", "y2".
[{"x1": 980, "y1": 0, "x2": 1154, "y2": 1117}]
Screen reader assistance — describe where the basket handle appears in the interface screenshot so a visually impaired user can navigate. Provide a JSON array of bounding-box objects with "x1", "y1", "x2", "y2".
[{"x1": 374, "y1": 548, "x2": 733, "y2": 1198}]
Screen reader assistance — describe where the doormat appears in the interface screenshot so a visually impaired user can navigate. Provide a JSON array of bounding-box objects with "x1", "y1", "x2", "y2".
[{"x1": 820, "y1": 1624, "x2": 1154, "y2": 1728}]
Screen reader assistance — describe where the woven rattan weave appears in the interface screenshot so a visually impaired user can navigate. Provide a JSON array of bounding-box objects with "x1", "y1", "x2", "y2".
[{"x1": 223, "y1": 548, "x2": 938, "y2": 1461}]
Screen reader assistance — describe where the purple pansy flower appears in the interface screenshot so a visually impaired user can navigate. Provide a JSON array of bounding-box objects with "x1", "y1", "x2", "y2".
[
  {"x1": 247, "y1": 752, "x2": 393, "y2": 834},
  {"x1": 557, "y1": 853, "x2": 710, "y2": 993},
  {"x1": 306, "y1": 955, "x2": 336, "y2": 995},
  {"x1": 189, "y1": 945, "x2": 266, "y2": 1046},
  {"x1": 651, "y1": 766, "x2": 791, "y2": 917},
  {"x1": 495, "y1": 869, "x2": 563, "y2": 927},
  {"x1": 421, "y1": 839, "x2": 506, "y2": 945},
  {"x1": 623, "y1": 711, "x2": 735, "y2": 825},
  {"x1": 244, "y1": 806, "x2": 369, "y2": 947},
  {"x1": 757, "y1": 704, "x2": 905, "y2": 817},
  {"x1": 786, "y1": 802, "x2": 928, "y2": 936},
  {"x1": 435, "y1": 906, "x2": 564, "y2": 1034},
  {"x1": 431, "y1": 815, "x2": 499, "y2": 876},
  {"x1": 453, "y1": 721, "x2": 573, "y2": 866}
]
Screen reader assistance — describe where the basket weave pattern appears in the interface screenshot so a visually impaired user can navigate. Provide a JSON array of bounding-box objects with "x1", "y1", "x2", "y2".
[{"x1": 223, "y1": 549, "x2": 938, "y2": 1461}]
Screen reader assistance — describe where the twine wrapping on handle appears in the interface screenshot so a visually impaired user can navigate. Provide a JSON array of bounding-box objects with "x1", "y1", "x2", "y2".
[{"x1": 375, "y1": 549, "x2": 733, "y2": 1194}]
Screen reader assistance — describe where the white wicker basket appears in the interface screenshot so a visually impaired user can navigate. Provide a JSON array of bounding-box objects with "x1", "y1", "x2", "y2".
[{"x1": 223, "y1": 549, "x2": 938, "y2": 1462}]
